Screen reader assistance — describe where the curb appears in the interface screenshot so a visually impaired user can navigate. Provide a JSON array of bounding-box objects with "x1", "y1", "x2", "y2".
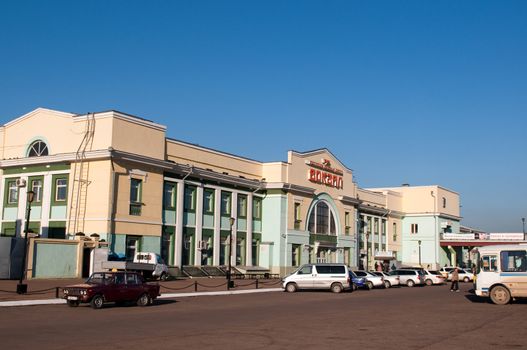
[{"x1": 0, "y1": 288, "x2": 283, "y2": 307}]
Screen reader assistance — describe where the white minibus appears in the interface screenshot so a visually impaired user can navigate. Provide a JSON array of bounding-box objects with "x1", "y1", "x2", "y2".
[{"x1": 473, "y1": 244, "x2": 527, "y2": 305}]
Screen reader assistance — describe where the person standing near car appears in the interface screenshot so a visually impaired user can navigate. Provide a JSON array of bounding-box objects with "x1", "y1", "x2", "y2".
[{"x1": 450, "y1": 267, "x2": 460, "y2": 292}]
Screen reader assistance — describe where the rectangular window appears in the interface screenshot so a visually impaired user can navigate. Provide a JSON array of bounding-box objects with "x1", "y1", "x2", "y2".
[
  {"x1": 294, "y1": 203, "x2": 301, "y2": 230},
  {"x1": 481, "y1": 255, "x2": 498, "y2": 272},
  {"x1": 345, "y1": 212, "x2": 350, "y2": 235},
  {"x1": 411, "y1": 223, "x2": 419, "y2": 234},
  {"x1": 163, "y1": 182, "x2": 176, "y2": 209},
  {"x1": 292, "y1": 244, "x2": 301, "y2": 267},
  {"x1": 500, "y1": 250, "x2": 527, "y2": 272},
  {"x1": 221, "y1": 191, "x2": 231, "y2": 216},
  {"x1": 204, "y1": 189, "x2": 214, "y2": 214},
  {"x1": 184, "y1": 185, "x2": 196, "y2": 211},
  {"x1": 129, "y1": 178, "x2": 142, "y2": 216},
  {"x1": 7, "y1": 181, "x2": 18, "y2": 204},
  {"x1": 55, "y1": 178, "x2": 67, "y2": 202},
  {"x1": 374, "y1": 218, "x2": 379, "y2": 234},
  {"x1": 393, "y1": 223, "x2": 397, "y2": 241},
  {"x1": 125, "y1": 236, "x2": 140, "y2": 260},
  {"x1": 442, "y1": 197, "x2": 447, "y2": 208},
  {"x1": 237, "y1": 195, "x2": 247, "y2": 218},
  {"x1": 253, "y1": 197, "x2": 262, "y2": 219},
  {"x1": 31, "y1": 179, "x2": 43, "y2": 203}
]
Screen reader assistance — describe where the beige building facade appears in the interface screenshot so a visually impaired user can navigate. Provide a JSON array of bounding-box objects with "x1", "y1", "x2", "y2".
[{"x1": 0, "y1": 108, "x2": 461, "y2": 277}]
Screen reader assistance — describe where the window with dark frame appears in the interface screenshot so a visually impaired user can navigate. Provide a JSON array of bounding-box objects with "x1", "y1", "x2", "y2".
[{"x1": 129, "y1": 178, "x2": 142, "y2": 216}]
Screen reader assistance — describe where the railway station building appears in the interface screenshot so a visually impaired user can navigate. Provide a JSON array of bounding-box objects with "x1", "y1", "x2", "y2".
[{"x1": 0, "y1": 108, "x2": 464, "y2": 278}]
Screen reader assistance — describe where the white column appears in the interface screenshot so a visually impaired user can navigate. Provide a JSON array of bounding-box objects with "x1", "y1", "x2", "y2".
[
  {"x1": 194, "y1": 185, "x2": 204, "y2": 265},
  {"x1": 174, "y1": 182, "x2": 185, "y2": 267},
  {"x1": 213, "y1": 188, "x2": 221, "y2": 266},
  {"x1": 40, "y1": 174, "x2": 53, "y2": 238},
  {"x1": 231, "y1": 193, "x2": 238, "y2": 267},
  {"x1": 246, "y1": 193, "x2": 253, "y2": 266}
]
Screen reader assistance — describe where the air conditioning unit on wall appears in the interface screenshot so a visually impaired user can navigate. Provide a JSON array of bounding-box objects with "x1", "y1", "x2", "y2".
[{"x1": 15, "y1": 178, "x2": 26, "y2": 187}]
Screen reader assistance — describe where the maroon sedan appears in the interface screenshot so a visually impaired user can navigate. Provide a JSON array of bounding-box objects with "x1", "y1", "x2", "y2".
[{"x1": 63, "y1": 272, "x2": 161, "y2": 309}]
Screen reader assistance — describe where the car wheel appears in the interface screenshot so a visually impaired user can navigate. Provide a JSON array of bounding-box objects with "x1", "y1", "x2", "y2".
[
  {"x1": 160, "y1": 272, "x2": 169, "y2": 281},
  {"x1": 67, "y1": 300, "x2": 79, "y2": 307},
  {"x1": 463, "y1": 277, "x2": 470, "y2": 283},
  {"x1": 425, "y1": 279, "x2": 433, "y2": 286},
  {"x1": 352, "y1": 283, "x2": 358, "y2": 291},
  {"x1": 90, "y1": 295, "x2": 104, "y2": 309},
  {"x1": 137, "y1": 293, "x2": 151, "y2": 307},
  {"x1": 384, "y1": 280, "x2": 391, "y2": 289},
  {"x1": 331, "y1": 283, "x2": 343, "y2": 293},
  {"x1": 490, "y1": 285, "x2": 511, "y2": 305},
  {"x1": 407, "y1": 280, "x2": 415, "y2": 287},
  {"x1": 366, "y1": 281, "x2": 374, "y2": 290},
  {"x1": 285, "y1": 283, "x2": 298, "y2": 293}
]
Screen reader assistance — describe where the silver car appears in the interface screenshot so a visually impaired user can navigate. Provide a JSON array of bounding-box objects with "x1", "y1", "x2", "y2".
[
  {"x1": 353, "y1": 270, "x2": 385, "y2": 289},
  {"x1": 390, "y1": 269, "x2": 425, "y2": 287},
  {"x1": 371, "y1": 271, "x2": 400, "y2": 288}
]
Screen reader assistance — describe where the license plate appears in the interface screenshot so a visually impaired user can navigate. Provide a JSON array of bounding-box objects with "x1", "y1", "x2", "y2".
[{"x1": 67, "y1": 296, "x2": 79, "y2": 300}]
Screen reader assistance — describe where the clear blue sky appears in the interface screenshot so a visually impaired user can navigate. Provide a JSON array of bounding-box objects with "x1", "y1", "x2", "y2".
[{"x1": 1, "y1": 1, "x2": 526, "y2": 232}]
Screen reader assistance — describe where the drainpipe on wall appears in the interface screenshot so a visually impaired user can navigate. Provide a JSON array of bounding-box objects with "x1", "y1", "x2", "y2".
[
  {"x1": 431, "y1": 190, "x2": 438, "y2": 268},
  {"x1": 107, "y1": 154, "x2": 116, "y2": 252}
]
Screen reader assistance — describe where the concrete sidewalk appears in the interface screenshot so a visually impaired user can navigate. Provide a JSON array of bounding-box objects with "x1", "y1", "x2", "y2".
[{"x1": 0, "y1": 277, "x2": 284, "y2": 307}]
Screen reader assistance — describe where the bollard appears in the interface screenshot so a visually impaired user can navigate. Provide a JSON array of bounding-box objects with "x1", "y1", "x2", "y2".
[
  {"x1": 194, "y1": 281, "x2": 198, "y2": 292},
  {"x1": 55, "y1": 287, "x2": 60, "y2": 299},
  {"x1": 256, "y1": 279, "x2": 259, "y2": 289}
]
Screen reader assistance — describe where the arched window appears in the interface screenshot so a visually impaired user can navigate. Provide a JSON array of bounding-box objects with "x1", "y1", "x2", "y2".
[
  {"x1": 27, "y1": 140, "x2": 49, "y2": 157},
  {"x1": 307, "y1": 200, "x2": 337, "y2": 235}
]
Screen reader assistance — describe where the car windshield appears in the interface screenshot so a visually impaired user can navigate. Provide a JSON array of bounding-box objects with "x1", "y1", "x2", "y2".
[
  {"x1": 86, "y1": 273, "x2": 107, "y2": 284},
  {"x1": 349, "y1": 271, "x2": 358, "y2": 278}
]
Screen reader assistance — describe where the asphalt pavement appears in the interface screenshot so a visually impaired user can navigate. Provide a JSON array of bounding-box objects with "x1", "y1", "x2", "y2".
[{"x1": 1, "y1": 282, "x2": 526, "y2": 350}]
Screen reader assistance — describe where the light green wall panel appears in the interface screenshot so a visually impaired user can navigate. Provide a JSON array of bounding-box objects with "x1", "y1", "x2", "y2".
[
  {"x1": 33, "y1": 242, "x2": 77, "y2": 278},
  {"x1": 30, "y1": 206, "x2": 42, "y2": 220},
  {"x1": 237, "y1": 218, "x2": 247, "y2": 231},
  {"x1": 203, "y1": 214, "x2": 214, "y2": 228},
  {"x1": 111, "y1": 234, "x2": 126, "y2": 254},
  {"x1": 141, "y1": 236, "x2": 160, "y2": 254},
  {"x1": 262, "y1": 193, "x2": 287, "y2": 271},
  {"x1": 50, "y1": 206, "x2": 67, "y2": 220},
  {"x1": 183, "y1": 212, "x2": 196, "y2": 226},
  {"x1": 3, "y1": 207, "x2": 18, "y2": 220},
  {"x1": 163, "y1": 210, "x2": 176, "y2": 225},
  {"x1": 221, "y1": 216, "x2": 232, "y2": 230}
]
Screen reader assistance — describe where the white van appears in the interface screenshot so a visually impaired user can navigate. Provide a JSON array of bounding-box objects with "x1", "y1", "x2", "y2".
[
  {"x1": 282, "y1": 263, "x2": 351, "y2": 293},
  {"x1": 474, "y1": 244, "x2": 527, "y2": 305}
]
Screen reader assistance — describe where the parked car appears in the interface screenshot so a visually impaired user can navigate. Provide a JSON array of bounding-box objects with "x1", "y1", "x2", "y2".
[
  {"x1": 282, "y1": 264, "x2": 351, "y2": 293},
  {"x1": 349, "y1": 270, "x2": 369, "y2": 290},
  {"x1": 371, "y1": 271, "x2": 400, "y2": 288},
  {"x1": 390, "y1": 269, "x2": 425, "y2": 287},
  {"x1": 62, "y1": 271, "x2": 161, "y2": 309},
  {"x1": 447, "y1": 268, "x2": 474, "y2": 283},
  {"x1": 423, "y1": 269, "x2": 446, "y2": 286},
  {"x1": 439, "y1": 267, "x2": 456, "y2": 278},
  {"x1": 353, "y1": 270, "x2": 384, "y2": 289}
]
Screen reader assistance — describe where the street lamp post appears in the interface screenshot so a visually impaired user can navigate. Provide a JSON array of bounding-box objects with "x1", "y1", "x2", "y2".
[
  {"x1": 17, "y1": 190, "x2": 35, "y2": 294},
  {"x1": 418, "y1": 240, "x2": 422, "y2": 267},
  {"x1": 227, "y1": 217, "x2": 235, "y2": 289}
]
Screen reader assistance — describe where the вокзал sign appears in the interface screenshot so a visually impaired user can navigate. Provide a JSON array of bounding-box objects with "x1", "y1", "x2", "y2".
[{"x1": 307, "y1": 159, "x2": 343, "y2": 189}]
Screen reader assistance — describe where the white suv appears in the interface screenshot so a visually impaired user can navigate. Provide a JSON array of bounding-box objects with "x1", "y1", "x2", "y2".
[
  {"x1": 391, "y1": 269, "x2": 425, "y2": 287},
  {"x1": 282, "y1": 264, "x2": 351, "y2": 293}
]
